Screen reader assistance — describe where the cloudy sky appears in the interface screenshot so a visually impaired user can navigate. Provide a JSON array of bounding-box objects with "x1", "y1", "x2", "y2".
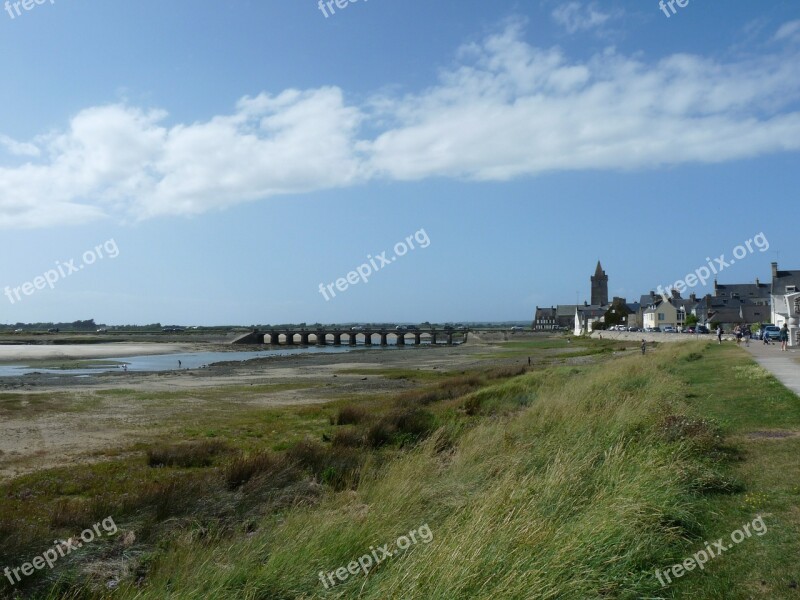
[{"x1": 1, "y1": 0, "x2": 798, "y2": 324}]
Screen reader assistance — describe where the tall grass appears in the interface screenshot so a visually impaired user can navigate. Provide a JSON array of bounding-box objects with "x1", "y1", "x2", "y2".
[{"x1": 91, "y1": 343, "x2": 731, "y2": 599}]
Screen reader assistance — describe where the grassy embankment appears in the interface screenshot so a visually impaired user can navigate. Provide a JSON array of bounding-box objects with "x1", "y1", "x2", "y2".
[{"x1": 2, "y1": 339, "x2": 798, "y2": 598}]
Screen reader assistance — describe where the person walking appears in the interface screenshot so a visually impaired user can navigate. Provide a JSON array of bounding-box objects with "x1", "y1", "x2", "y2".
[
  {"x1": 641, "y1": 339, "x2": 646, "y2": 355},
  {"x1": 780, "y1": 323, "x2": 790, "y2": 352},
  {"x1": 734, "y1": 325, "x2": 742, "y2": 345},
  {"x1": 744, "y1": 324, "x2": 751, "y2": 347},
  {"x1": 717, "y1": 325, "x2": 723, "y2": 344}
]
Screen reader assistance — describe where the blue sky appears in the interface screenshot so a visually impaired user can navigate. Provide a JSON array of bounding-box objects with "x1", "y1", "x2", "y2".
[{"x1": 0, "y1": 0, "x2": 799, "y2": 325}]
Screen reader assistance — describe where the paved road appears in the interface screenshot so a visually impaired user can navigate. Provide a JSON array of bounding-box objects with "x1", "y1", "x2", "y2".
[{"x1": 745, "y1": 341, "x2": 800, "y2": 397}]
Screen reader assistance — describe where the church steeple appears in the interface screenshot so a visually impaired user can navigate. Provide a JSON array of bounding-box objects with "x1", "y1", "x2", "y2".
[
  {"x1": 594, "y1": 260, "x2": 604, "y2": 277},
  {"x1": 591, "y1": 261, "x2": 608, "y2": 306}
]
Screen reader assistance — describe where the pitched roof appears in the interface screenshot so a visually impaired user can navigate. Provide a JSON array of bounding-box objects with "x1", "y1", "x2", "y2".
[
  {"x1": 773, "y1": 268, "x2": 800, "y2": 293},
  {"x1": 639, "y1": 293, "x2": 660, "y2": 306},
  {"x1": 714, "y1": 282, "x2": 770, "y2": 301},
  {"x1": 556, "y1": 304, "x2": 580, "y2": 317},
  {"x1": 576, "y1": 305, "x2": 606, "y2": 318},
  {"x1": 707, "y1": 305, "x2": 768, "y2": 323}
]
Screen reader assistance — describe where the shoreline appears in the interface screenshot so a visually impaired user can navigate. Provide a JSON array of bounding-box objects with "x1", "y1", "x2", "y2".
[{"x1": 0, "y1": 342, "x2": 192, "y2": 364}]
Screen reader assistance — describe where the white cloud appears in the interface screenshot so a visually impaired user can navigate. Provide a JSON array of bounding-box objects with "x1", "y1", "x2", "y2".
[
  {"x1": 0, "y1": 134, "x2": 40, "y2": 157},
  {"x1": 0, "y1": 88, "x2": 362, "y2": 227},
  {"x1": 774, "y1": 20, "x2": 800, "y2": 43},
  {"x1": 1, "y1": 23, "x2": 800, "y2": 228},
  {"x1": 365, "y1": 27, "x2": 800, "y2": 180},
  {"x1": 551, "y1": 2, "x2": 611, "y2": 34}
]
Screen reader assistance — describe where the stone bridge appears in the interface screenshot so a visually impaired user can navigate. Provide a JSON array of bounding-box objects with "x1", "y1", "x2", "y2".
[{"x1": 232, "y1": 327, "x2": 467, "y2": 346}]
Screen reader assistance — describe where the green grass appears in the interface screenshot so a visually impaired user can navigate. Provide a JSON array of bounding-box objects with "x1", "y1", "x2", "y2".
[
  {"x1": 664, "y1": 343, "x2": 800, "y2": 599},
  {"x1": 92, "y1": 382, "x2": 319, "y2": 402},
  {"x1": 0, "y1": 392, "x2": 102, "y2": 417},
  {"x1": 3, "y1": 341, "x2": 797, "y2": 598},
  {"x1": 475, "y1": 337, "x2": 636, "y2": 359},
  {"x1": 73, "y1": 343, "x2": 717, "y2": 599},
  {"x1": 3, "y1": 343, "x2": 724, "y2": 598},
  {"x1": 334, "y1": 367, "x2": 453, "y2": 380}
]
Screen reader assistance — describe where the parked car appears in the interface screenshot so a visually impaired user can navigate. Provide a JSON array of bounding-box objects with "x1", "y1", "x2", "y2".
[
  {"x1": 510, "y1": 326, "x2": 524, "y2": 332},
  {"x1": 757, "y1": 324, "x2": 775, "y2": 338},
  {"x1": 644, "y1": 326, "x2": 662, "y2": 332},
  {"x1": 627, "y1": 326, "x2": 641, "y2": 332},
  {"x1": 764, "y1": 325, "x2": 781, "y2": 340},
  {"x1": 663, "y1": 326, "x2": 677, "y2": 333},
  {"x1": 696, "y1": 325, "x2": 710, "y2": 334}
]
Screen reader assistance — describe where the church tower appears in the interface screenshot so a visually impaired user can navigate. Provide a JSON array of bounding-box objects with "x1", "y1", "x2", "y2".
[{"x1": 591, "y1": 261, "x2": 608, "y2": 306}]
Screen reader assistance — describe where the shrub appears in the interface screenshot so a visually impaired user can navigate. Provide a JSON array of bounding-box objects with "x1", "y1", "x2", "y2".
[
  {"x1": 396, "y1": 375, "x2": 484, "y2": 407},
  {"x1": 486, "y1": 365, "x2": 528, "y2": 380},
  {"x1": 286, "y1": 440, "x2": 329, "y2": 474},
  {"x1": 147, "y1": 440, "x2": 229, "y2": 468},
  {"x1": 335, "y1": 405, "x2": 368, "y2": 425},
  {"x1": 285, "y1": 440, "x2": 363, "y2": 490},
  {"x1": 128, "y1": 475, "x2": 215, "y2": 520},
  {"x1": 319, "y1": 447, "x2": 363, "y2": 490},
  {"x1": 225, "y1": 451, "x2": 289, "y2": 490},
  {"x1": 391, "y1": 408, "x2": 437, "y2": 439},
  {"x1": 331, "y1": 427, "x2": 364, "y2": 448}
]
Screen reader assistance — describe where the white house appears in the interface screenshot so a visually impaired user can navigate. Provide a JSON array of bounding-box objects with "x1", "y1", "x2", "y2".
[
  {"x1": 643, "y1": 298, "x2": 685, "y2": 330},
  {"x1": 770, "y1": 262, "x2": 800, "y2": 329}
]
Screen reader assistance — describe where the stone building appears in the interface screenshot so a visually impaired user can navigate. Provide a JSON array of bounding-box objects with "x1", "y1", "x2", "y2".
[{"x1": 591, "y1": 261, "x2": 609, "y2": 306}]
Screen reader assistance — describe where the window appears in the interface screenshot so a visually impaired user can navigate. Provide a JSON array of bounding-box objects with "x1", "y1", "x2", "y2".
[
  {"x1": 658, "y1": 313, "x2": 665, "y2": 321},
  {"x1": 787, "y1": 285, "x2": 797, "y2": 293}
]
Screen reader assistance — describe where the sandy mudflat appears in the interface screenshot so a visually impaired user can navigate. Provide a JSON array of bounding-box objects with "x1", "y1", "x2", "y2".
[{"x1": 0, "y1": 343, "x2": 189, "y2": 363}]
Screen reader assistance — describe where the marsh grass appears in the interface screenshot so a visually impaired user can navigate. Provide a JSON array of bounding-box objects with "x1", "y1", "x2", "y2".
[
  {"x1": 43, "y1": 342, "x2": 741, "y2": 599},
  {"x1": 6, "y1": 340, "x2": 795, "y2": 599}
]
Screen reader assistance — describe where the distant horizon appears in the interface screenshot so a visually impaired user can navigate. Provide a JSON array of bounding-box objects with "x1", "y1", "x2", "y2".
[{"x1": 1, "y1": 320, "x2": 536, "y2": 328}]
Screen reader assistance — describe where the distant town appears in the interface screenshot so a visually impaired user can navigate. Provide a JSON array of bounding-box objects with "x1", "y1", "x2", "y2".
[{"x1": 534, "y1": 261, "x2": 800, "y2": 343}]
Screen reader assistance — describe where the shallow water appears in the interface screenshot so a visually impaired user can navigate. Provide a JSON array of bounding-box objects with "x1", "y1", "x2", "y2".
[{"x1": 0, "y1": 344, "x2": 401, "y2": 378}]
